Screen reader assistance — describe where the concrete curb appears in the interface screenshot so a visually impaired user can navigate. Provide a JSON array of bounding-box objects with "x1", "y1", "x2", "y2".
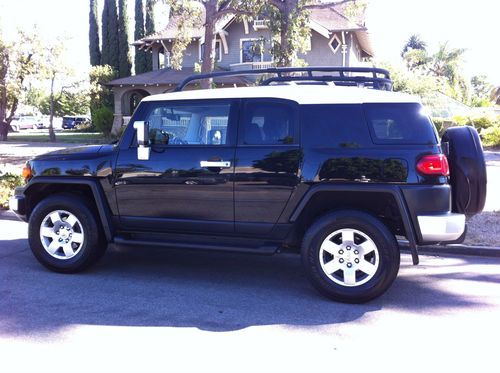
[{"x1": 400, "y1": 244, "x2": 500, "y2": 258}]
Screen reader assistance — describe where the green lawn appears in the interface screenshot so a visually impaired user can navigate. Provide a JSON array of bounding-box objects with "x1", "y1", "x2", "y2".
[{"x1": 7, "y1": 132, "x2": 107, "y2": 144}]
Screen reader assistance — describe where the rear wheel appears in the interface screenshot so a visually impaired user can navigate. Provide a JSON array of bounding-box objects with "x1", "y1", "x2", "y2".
[
  {"x1": 28, "y1": 194, "x2": 107, "y2": 273},
  {"x1": 301, "y1": 210, "x2": 400, "y2": 303}
]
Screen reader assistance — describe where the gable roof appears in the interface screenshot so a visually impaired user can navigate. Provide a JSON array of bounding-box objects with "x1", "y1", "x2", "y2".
[{"x1": 132, "y1": 4, "x2": 372, "y2": 56}]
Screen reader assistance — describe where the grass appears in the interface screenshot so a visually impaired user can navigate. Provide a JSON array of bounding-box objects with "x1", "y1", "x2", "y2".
[{"x1": 7, "y1": 132, "x2": 107, "y2": 144}]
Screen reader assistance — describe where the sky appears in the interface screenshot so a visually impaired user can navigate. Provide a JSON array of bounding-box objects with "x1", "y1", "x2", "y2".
[{"x1": 0, "y1": 0, "x2": 499, "y2": 87}]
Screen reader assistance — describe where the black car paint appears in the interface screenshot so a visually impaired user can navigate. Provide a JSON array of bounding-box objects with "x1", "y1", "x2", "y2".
[{"x1": 17, "y1": 99, "x2": 452, "y2": 263}]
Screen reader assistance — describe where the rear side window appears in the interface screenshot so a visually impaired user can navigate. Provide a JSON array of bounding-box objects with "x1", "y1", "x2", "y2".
[
  {"x1": 301, "y1": 104, "x2": 371, "y2": 148},
  {"x1": 364, "y1": 103, "x2": 438, "y2": 145},
  {"x1": 241, "y1": 100, "x2": 296, "y2": 145}
]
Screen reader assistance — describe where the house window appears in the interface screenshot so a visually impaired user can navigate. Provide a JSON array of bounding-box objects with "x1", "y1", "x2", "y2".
[
  {"x1": 329, "y1": 34, "x2": 342, "y2": 54},
  {"x1": 241, "y1": 39, "x2": 263, "y2": 63},
  {"x1": 199, "y1": 40, "x2": 222, "y2": 62}
]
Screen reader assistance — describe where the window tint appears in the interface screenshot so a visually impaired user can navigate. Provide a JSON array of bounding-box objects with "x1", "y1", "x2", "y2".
[
  {"x1": 364, "y1": 103, "x2": 438, "y2": 145},
  {"x1": 242, "y1": 101, "x2": 295, "y2": 145},
  {"x1": 145, "y1": 102, "x2": 231, "y2": 145},
  {"x1": 301, "y1": 104, "x2": 371, "y2": 148}
]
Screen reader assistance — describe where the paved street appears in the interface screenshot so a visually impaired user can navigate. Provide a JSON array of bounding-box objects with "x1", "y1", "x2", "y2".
[{"x1": 1, "y1": 209, "x2": 500, "y2": 373}]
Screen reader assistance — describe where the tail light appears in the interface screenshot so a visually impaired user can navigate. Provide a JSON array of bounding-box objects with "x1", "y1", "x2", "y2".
[{"x1": 416, "y1": 154, "x2": 449, "y2": 176}]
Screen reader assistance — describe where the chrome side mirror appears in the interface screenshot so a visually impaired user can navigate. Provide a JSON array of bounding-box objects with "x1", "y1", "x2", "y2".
[{"x1": 133, "y1": 121, "x2": 150, "y2": 160}]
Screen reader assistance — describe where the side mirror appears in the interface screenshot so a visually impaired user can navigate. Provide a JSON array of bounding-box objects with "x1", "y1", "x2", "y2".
[{"x1": 133, "y1": 121, "x2": 150, "y2": 160}]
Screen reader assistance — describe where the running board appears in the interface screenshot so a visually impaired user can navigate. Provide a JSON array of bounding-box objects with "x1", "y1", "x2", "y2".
[{"x1": 113, "y1": 236, "x2": 278, "y2": 255}]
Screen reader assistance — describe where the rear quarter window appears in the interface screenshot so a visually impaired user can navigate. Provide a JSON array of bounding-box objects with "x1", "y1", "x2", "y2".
[
  {"x1": 364, "y1": 103, "x2": 438, "y2": 145},
  {"x1": 300, "y1": 104, "x2": 371, "y2": 148}
]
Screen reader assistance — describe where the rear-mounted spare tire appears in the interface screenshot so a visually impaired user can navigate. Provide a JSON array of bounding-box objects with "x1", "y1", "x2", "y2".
[{"x1": 442, "y1": 126, "x2": 487, "y2": 216}]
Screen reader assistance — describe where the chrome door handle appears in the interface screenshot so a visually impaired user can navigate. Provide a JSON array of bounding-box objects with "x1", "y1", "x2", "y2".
[{"x1": 200, "y1": 160, "x2": 231, "y2": 168}]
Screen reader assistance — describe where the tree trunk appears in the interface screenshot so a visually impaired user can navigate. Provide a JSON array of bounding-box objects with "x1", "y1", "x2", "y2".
[
  {"x1": 200, "y1": 1, "x2": 217, "y2": 89},
  {"x1": 48, "y1": 75, "x2": 56, "y2": 142}
]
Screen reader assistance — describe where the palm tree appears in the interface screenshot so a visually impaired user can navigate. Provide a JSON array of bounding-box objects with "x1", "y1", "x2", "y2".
[
  {"x1": 492, "y1": 86, "x2": 500, "y2": 105},
  {"x1": 401, "y1": 34, "x2": 427, "y2": 57}
]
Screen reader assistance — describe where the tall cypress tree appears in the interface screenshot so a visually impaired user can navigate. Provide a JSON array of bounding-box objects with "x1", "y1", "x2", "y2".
[
  {"x1": 89, "y1": 0, "x2": 101, "y2": 66},
  {"x1": 134, "y1": 0, "x2": 148, "y2": 75},
  {"x1": 118, "y1": 0, "x2": 132, "y2": 77},
  {"x1": 144, "y1": 0, "x2": 155, "y2": 72},
  {"x1": 101, "y1": 0, "x2": 119, "y2": 72}
]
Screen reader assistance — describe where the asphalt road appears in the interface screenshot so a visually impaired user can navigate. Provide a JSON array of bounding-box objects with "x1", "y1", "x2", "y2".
[{"x1": 1, "y1": 210, "x2": 500, "y2": 373}]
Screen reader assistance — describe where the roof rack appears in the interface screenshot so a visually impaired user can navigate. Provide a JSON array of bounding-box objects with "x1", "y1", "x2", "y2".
[{"x1": 174, "y1": 66, "x2": 393, "y2": 92}]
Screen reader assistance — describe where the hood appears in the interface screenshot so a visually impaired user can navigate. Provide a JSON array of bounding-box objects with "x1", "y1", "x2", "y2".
[{"x1": 33, "y1": 145, "x2": 104, "y2": 159}]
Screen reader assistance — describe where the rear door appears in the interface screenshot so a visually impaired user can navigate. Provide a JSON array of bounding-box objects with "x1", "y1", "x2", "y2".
[
  {"x1": 233, "y1": 99, "x2": 302, "y2": 236},
  {"x1": 114, "y1": 99, "x2": 238, "y2": 234}
]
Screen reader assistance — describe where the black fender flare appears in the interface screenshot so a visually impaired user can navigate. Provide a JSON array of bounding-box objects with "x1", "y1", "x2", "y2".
[
  {"x1": 289, "y1": 184, "x2": 419, "y2": 265},
  {"x1": 23, "y1": 177, "x2": 114, "y2": 242}
]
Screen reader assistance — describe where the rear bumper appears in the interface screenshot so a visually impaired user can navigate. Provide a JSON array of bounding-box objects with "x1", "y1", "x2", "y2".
[{"x1": 417, "y1": 213, "x2": 465, "y2": 243}]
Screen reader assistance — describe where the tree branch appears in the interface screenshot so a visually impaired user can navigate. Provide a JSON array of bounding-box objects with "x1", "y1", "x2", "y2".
[
  {"x1": 302, "y1": 0, "x2": 356, "y2": 10},
  {"x1": 215, "y1": 7, "x2": 253, "y2": 19}
]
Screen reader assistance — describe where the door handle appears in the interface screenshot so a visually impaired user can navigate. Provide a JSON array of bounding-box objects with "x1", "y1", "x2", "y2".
[{"x1": 200, "y1": 160, "x2": 231, "y2": 168}]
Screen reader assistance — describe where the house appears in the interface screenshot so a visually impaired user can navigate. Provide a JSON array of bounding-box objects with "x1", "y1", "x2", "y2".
[{"x1": 108, "y1": 5, "x2": 374, "y2": 130}]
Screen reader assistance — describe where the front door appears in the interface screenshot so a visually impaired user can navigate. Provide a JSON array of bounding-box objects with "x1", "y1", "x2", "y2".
[{"x1": 114, "y1": 99, "x2": 238, "y2": 234}]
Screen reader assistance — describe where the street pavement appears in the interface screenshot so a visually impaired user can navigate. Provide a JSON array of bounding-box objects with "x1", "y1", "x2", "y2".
[{"x1": 1, "y1": 210, "x2": 500, "y2": 373}]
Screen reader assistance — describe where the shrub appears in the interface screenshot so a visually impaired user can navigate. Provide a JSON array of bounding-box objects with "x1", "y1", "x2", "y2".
[
  {"x1": 481, "y1": 125, "x2": 500, "y2": 147},
  {"x1": 92, "y1": 106, "x2": 114, "y2": 136},
  {"x1": 0, "y1": 173, "x2": 24, "y2": 210},
  {"x1": 431, "y1": 117, "x2": 457, "y2": 136}
]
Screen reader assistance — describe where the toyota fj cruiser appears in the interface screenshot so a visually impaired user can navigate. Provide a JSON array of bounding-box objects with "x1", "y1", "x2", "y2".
[{"x1": 10, "y1": 67, "x2": 487, "y2": 303}]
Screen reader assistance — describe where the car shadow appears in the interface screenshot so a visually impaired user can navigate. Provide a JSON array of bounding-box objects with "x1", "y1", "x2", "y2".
[{"x1": 0, "y1": 241, "x2": 490, "y2": 337}]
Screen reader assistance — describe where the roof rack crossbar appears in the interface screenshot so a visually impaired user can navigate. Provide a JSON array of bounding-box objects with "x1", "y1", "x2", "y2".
[{"x1": 174, "y1": 66, "x2": 392, "y2": 92}]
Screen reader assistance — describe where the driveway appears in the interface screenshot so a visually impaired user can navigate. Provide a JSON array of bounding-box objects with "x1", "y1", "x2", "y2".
[{"x1": 1, "y1": 210, "x2": 500, "y2": 373}]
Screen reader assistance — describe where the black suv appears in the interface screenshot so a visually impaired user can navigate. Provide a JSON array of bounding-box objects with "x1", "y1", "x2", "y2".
[{"x1": 10, "y1": 67, "x2": 487, "y2": 303}]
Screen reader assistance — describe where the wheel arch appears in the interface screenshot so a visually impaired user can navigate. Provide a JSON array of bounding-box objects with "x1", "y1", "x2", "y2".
[
  {"x1": 289, "y1": 184, "x2": 419, "y2": 264},
  {"x1": 24, "y1": 177, "x2": 114, "y2": 242}
]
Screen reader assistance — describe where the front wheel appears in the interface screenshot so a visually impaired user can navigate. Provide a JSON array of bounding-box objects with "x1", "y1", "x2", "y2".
[
  {"x1": 301, "y1": 210, "x2": 400, "y2": 303},
  {"x1": 28, "y1": 194, "x2": 107, "y2": 273}
]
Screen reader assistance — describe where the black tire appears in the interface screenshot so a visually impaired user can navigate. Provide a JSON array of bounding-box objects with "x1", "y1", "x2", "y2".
[
  {"x1": 442, "y1": 126, "x2": 487, "y2": 216},
  {"x1": 28, "y1": 194, "x2": 107, "y2": 273},
  {"x1": 301, "y1": 210, "x2": 400, "y2": 303}
]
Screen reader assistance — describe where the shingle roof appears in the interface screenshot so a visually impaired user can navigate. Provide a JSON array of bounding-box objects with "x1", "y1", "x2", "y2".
[
  {"x1": 107, "y1": 67, "x2": 251, "y2": 87},
  {"x1": 309, "y1": 7, "x2": 366, "y2": 32}
]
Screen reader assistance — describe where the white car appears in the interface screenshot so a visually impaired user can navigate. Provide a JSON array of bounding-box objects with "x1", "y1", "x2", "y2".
[{"x1": 10, "y1": 116, "x2": 44, "y2": 131}]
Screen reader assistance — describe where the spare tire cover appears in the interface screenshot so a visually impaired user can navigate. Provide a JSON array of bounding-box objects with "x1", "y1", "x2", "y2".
[{"x1": 442, "y1": 126, "x2": 487, "y2": 216}]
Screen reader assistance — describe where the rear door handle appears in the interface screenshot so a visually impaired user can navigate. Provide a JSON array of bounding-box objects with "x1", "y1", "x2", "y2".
[{"x1": 200, "y1": 160, "x2": 231, "y2": 168}]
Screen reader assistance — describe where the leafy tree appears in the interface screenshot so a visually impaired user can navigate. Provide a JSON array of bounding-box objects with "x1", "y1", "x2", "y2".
[
  {"x1": 118, "y1": 0, "x2": 132, "y2": 77},
  {"x1": 41, "y1": 40, "x2": 76, "y2": 142},
  {"x1": 144, "y1": 0, "x2": 156, "y2": 71},
  {"x1": 264, "y1": 0, "x2": 364, "y2": 67},
  {"x1": 101, "y1": 0, "x2": 120, "y2": 72},
  {"x1": 39, "y1": 91, "x2": 90, "y2": 117},
  {"x1": 89, "y1": 0, "x2": 102, "y2": 66},
  {"x1": 134, "y1": 0, "x2": 148, "y2": 74},
  {"x1": 0, "y1": 30, "x2": 41, "y2": 141},
  {"x1": 89, "y1": 65, "x2": 115, "y2": 135}
]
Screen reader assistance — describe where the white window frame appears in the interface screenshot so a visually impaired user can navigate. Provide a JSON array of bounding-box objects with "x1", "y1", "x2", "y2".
[
  {"x1": 328, "y1": 33, "x2": 342, "y2": 54},
  {"x1": 199, "y1": 40, "x2": 222, "y2": 63},
  {"x1": 240, "y1": 38, "x2": 264, "y2": 63}
]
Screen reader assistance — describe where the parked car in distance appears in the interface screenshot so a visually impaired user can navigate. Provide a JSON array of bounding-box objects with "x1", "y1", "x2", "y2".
[
  {"x1": 62, "y1": 116, "x2": 90, "y2": 129},
  {"x1": 9, "y1": 116, "x2": 44, "y2": 131}
]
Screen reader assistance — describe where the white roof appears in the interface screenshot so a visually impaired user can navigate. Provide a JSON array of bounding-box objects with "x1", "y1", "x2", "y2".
[{"x1": 142, "y1": 85, "x2": 420, "y2": 105}]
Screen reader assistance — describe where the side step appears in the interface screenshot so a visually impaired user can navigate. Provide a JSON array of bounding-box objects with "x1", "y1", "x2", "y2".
[{"x1": 113, "y1": 236, "x2": 279, "y2": 255}]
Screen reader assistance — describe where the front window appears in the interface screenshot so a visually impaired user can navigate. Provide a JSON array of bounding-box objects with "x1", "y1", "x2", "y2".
[
  {"x1": 145, "y1": 102, "x2": 231, "y2": 146},
  {"x1": 241, "y1": 39, "x2": 263, "y2": 63}
]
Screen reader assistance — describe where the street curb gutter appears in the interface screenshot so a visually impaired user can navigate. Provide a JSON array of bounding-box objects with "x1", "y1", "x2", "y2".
[{"x1": 399, "y1": 243, "x2": 500, "y2": 258}]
